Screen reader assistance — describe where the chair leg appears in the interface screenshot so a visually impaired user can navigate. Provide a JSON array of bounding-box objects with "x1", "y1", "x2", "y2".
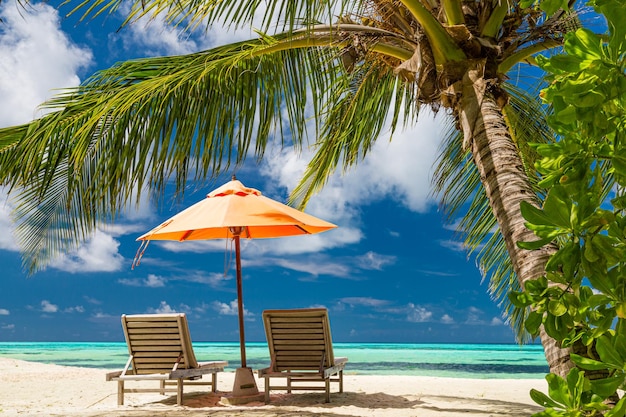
[
  {"x1": 160, "y1": 379, "x2": 165, "y2": 395},
  {"x1": 325, "y1": 378, "x2": 330, "y2": 403},
  {"x1": 339, "y1": 370, "x2": 344, "y2": 393},
  {"x1": 264, "y1": 377, "x2": 270, "y2": 404},
  {"x1": 287, "y1": 372, "x2": 292, "y2": 393},
  {"x1": 212, "y1": 372, "x2": 217, "y2": 392},
  {"x1": 176, "y1": 379, "x2": 183, "y2": 406},
  {"x1": 117, "y1": 380, "x2": 124, "y2": 406}
]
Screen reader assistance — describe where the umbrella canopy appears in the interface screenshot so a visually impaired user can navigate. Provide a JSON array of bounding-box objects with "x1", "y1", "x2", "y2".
[
  {"x1": 136, "y1": 178, "x2": 337, "y2": 369},
  {"x1": 137, "y1": 179, "x2": 336, "y2": 242}
]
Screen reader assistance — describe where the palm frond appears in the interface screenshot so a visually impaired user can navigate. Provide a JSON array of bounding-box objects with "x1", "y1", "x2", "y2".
[
  {"x1": 0, "y1": 34, "x2": 344, "y2": 272},
  {"x1": 64, "y1": 0, "x2": 358, "y2": 34},
  {"x1": 290, "y1": 58, "x2": 418, "y2": 207}
]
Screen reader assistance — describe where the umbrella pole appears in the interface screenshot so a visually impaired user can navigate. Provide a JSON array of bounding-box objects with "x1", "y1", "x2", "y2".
[
  {"x1": 223, "y1": 229, "x2": 263, "y2": 404},
  {"x1": 234, "y1": 233, "x2": 247, "y2": 368}
]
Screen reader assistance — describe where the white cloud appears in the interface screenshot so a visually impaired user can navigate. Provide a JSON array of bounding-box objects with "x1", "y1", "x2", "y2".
[
  {"x1": 490, "y1": 317, "x2": 504, "y2": 326},
  {"x1": 159, "y1": 239, "x2": 231, "y2": 253},
  {"x1": 181, "y1": 272, "x2": 233, "y2": 288},
  {"x1": 48, "y1": 230, "x2": 125, "y2": 273},
  {"x1": 41, "y1": 300, "x2": 58, "y2": 313},
  {"x1": 0, "y1": 2, "x2": 92, "y2": 126},
  {"x1": 256, "y1": 110, "x2": 446, "y2": 256},
  {"x1": 439, "y1": 239, "x2": 467, "y2": 252},
  {"x1": 115, "y1": 11, "x2": 199, "y2": 57},
  {"x1": 244, "y1": 256, "x2": 352, "y2": 278},
  {"x1": 64, "y1": 306, "x2": 85, "y2": 313},
  {"x1": 418, "y1": 269, "x2": 459, "y2": 277},
  {"x1": 113, "y1": 1, "x2": 267, "y2": 58},
  {"x1": 92, "y1": 312, "x2": 115, "y2": 319},
  {"x1": 406, "y1": 303, "x2": 433, "y2": 323},
  {"x1": 2, "y1": 324, "x2": 14, "y2": 330},
  {"x1": 0, "y1": 308, "x2": 9, "y2": 315},
  {"x1": 212, "y1": 299, "x2": 254, "y2": 319},
  {"x1": 356, "y1": 251, "x2": 396, "y2": 270},
  {"x1": 441, "y1": 314, "x2": 454, "y2": 324},
  {"x1": 146, "y1": 301, "x2": 191, "y2": 314},
  {"x1": 118, "y1": 274, "x2": 167, "y2": 287},
  {"x1": 144, "y1": 274, "x2": 167, "y2": 287},
  {"x1": 263, "y1": 109, "x2": 444, "y2": 211},
  {"x1": 84, "y1": 296, "x2": 102, "y2": 305},
  {"x1": 465, "y1": 306, "x2": 485, "y2": 325},
  {"x1": 339, "y1": 297, "x2": 390, "y2": 308}
]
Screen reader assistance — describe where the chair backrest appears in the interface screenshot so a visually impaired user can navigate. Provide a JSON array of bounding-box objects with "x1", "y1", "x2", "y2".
[
  {"x1": 121, "y1": 313, "x2": 198, "y2": 375},
  {"x1": 262, "y1": 308, "x2": 335, "y2": 372}
]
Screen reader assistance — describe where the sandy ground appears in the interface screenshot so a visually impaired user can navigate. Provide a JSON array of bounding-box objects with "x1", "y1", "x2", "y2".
[{"x1": 0, "y1": 357, "x2": 548, "y2": 416}]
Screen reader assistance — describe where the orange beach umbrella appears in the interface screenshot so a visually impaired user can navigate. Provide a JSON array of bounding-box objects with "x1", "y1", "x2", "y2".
[{"x1": 135, "y1": 177, "x2": 337, "y2": 370}]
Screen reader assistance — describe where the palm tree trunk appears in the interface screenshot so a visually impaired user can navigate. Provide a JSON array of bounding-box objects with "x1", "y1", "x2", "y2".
[{"x1": 454, "y1": 67, "x2": 573, "y2": 377}]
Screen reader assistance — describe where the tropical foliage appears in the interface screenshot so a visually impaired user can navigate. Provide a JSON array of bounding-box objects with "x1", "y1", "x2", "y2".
[{"x1": 510, "y1": 0, "x2": 626, "y2": 413}]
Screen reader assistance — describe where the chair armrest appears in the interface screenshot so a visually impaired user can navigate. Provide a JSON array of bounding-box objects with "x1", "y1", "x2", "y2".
[
  {"x1": 171, "y1": 362, "x2": 227, "y2": 379},
  {"x1": 334, "y1": 357, "x2": 348, "y2": 366},
  {"x1": 106, "y1": 370, "x2": 122, "y2": 381},
  {"x1": 198, "y1": 361, "x2": 228, "y2": 369},
  {"x1": 258, "y1": 367, "x2": 271, "y2": 377},
  {"x1": 323, "y1": 357, "x2": 348, "y2": 379}
]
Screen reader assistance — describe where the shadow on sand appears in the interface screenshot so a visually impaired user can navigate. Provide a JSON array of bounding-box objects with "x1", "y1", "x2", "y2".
[{"x1": 70, "y1": 390, "x2": 542, "y2": 417}]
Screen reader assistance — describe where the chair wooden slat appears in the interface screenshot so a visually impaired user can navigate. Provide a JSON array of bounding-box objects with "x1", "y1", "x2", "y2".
[
  {"x1": 259, "y1": 308, "x2": 348, "y2": 404},
  {"x1": 107, "y1": 313, "x2": 227, "y2": 406}
]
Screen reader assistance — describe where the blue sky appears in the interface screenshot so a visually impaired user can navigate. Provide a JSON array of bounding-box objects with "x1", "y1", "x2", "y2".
[{"x1": 0, "y1": 1, "x2": 520, "y2": 344}]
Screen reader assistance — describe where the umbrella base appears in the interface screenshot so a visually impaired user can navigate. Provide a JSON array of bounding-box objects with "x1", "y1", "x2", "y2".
[{"x1": 220, "y1": 367, "x2": 265, "y2": 405}]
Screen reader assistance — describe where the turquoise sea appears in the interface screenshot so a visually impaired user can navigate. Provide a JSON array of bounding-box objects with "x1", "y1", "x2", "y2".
[{"x1": 0, "y1": 342, "x2": 548, "y2": 379}]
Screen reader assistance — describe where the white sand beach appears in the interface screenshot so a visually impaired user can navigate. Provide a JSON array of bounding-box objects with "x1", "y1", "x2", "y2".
[{"x1": 0, "y1": 357, "x2": 548, "y2": 416}]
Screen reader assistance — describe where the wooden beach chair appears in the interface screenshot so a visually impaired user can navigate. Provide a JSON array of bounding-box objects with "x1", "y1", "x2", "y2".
[
  {"x1": 258, "y1": 308, "x2": 348, "y2": 403},
  {"x1": 106, "y1": 313, "x2": 227, "y2": 406}
]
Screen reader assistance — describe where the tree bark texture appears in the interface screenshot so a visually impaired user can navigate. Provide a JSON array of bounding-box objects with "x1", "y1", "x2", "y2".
[{"x1": 455, "y1": 67, "x2": 573, "y2": 377}]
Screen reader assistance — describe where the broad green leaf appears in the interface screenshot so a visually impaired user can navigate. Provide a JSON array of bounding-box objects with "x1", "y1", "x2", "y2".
[
  {"x1": 543, "y1": 186, "x2": 572, "y2": 229},
  {"x1": 570, "y1": 353, "x2": 609, "y2": 370},
  {"x1": 546, "y1": 241, "x2": 581, "y2": 275},
  {"x1": 614, "y1": 334, "x2": 626, "y2": 355},
  {"x1": 526, "y1": 224, "x2": 567, "y2": 240},
  {"x1": 587, "y1": 294, "x2": 612, "y2": 308},
  {"x1": 566, "y1": 368, "x2": 589, "y2": 409},
  {"x1": 548, "y1": 300, "x2": 567, "y2": 316},
  {"x1": 568, "y1": 89, "x2": 606, "y2": 108},
  {"x1": 596, "y1": 336, "x2": 625, "y2": 369},
  {"x1": 525, "y1": 278, "x2": 548, "y2": 294},
  {"x1": 530, "y1": 388, "x2": 563, "y2": 409},
  {"x1": 564, "y1": 28, "x2": 603, "y2": 60},
  {"x1": 544, "y1": 313, "x2": 570, "y2": 340},
  {"x1": 613, "y1": 155, "x2": 626, "y2": 177},
  {"x1": 548, "y1": 55, "x2": 584, "y2": 73},
  {"x1": 589, "y1": 374, "x2": 624, "y2": 397},
  {"x1": 546, "y1": 373, "x2": 570, "y2": 406},
  {"x1": 594, "y1": 0, "x2": 626, "y2": 62},
  {"x1": 509, "y1": 291, "x2": 534, "y2": 308},
  {"x1": 520, "y1": 200, "x2": 558, "y2": 227},
  {"x1": 584, "y1": 240, "x2": 600, "y2": 262},
  {"x1": 525, "y1": 310, "x2": 543, "y2": 334},
  {"x1": 584, "y1": 261, "x2": 617, "y2": 296},
  {"x1": 551, "y1": 105, "x2": 578, "y2": 126}
]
